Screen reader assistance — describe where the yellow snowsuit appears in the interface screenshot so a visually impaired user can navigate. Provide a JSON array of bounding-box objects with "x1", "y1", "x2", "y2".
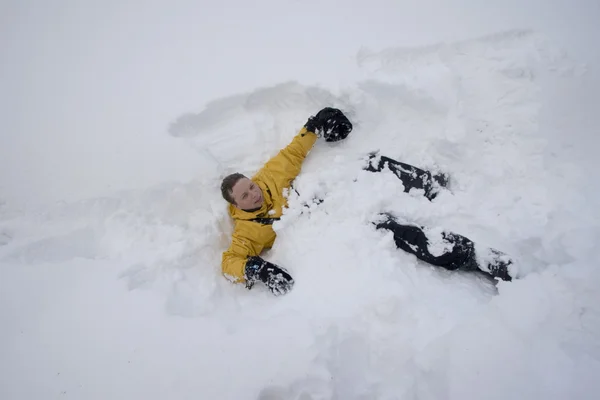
[{"x1": 221, "y1": 127, "x2": 318, "y2": 283}]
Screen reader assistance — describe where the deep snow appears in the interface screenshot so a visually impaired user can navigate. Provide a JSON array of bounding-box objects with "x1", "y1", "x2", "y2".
[{"x1": 2, "y1": 3, "x2": 600, "y2": 400}]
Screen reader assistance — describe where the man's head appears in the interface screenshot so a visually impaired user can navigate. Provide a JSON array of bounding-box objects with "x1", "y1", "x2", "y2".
[{"x1": 221, "y1": 173, "x2": 264, "y2": 210}]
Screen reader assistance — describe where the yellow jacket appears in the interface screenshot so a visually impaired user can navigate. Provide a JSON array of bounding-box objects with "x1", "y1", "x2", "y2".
[{"x1": 221, "y1": 127, "x2": 318, "y2": 283}]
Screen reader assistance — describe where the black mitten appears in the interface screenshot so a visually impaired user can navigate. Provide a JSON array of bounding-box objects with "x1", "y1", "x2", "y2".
[
  {"x1": 305, "y1": 107, "x2": 353, "y2": 142},
  {"x1": 304, "y1": 116, "x2": 323, "y2": 135},
  {"x1": 245, "y1": 256, "x2": 295, "y2": 296}
]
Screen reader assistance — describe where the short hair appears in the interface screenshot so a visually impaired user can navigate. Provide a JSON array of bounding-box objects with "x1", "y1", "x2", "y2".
[{"x1": 220, "y1": 173, "x2": 246, "y2": 205}]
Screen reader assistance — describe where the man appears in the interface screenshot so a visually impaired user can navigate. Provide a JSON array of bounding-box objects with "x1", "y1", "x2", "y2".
[
  {"x1": 220, "y1": 108, "x2": 513, "y2": 296},
  {"x1": 220, "y1": 108, "x2": 352, "y2": 295}
]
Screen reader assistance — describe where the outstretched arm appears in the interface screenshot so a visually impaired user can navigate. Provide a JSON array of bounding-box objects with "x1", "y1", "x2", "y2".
[
  {"x1": 255, "y1": 107, "x2": 352, "y2": 191},
  {"x1": 255, "y1": 127, "x2": 318, "y2": 191}
]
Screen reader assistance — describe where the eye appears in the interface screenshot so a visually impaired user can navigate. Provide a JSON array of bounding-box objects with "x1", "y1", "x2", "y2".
[{"x1": 242, "y1": 194, "x2": 248, "y2": 199}]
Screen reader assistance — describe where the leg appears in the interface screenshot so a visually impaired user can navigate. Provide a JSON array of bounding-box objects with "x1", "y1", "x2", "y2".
[
  {"x1": 364, "y1": 153, "x2": 448, "y2": 200},
  {"x1": 376, "y1": 216, "x2": 475, "y2": 270},
  {"x1": 375, "y1": 214, "x2": 513, "y2": 281}
]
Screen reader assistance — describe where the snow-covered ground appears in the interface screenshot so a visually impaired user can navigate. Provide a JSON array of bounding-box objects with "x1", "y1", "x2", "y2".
[{"x1": 2, "y1": 2, "x2": 600, "y2": 399}]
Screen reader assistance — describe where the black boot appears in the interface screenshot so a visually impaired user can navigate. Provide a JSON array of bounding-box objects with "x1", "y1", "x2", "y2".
[{"x1": 478, "y1": 248, "x2": 513, "y2": 282}]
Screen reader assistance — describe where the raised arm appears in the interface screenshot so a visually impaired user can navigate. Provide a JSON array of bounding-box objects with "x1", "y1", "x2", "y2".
[
  {"x1": 255, "y1": 127, "x2": 318, "y2": 191},
  {"x1": 255, "y1": 107, "x2": 353, "y2": 190}
]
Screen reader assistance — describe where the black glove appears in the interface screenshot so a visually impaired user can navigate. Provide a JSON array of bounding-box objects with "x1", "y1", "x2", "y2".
[
  {"x1": 304, "y1": 107, "x2": 353, "y2": 142},
  {"x1": 244, "y1": 256, "x2": 295, "y2": 296},
  {"x1": 304, "y1": 115, "x2": 322, "y2": 135}
]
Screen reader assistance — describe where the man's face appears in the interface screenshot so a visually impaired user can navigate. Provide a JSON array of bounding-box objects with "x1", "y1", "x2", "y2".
[{"x1": 231, "y1": 177, "x2": 264, "y2": 210}]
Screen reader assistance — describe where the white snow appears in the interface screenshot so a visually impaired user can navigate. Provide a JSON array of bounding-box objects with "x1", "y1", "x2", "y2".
[
  {"x1": 2, "y1": 1, "x2": 600, "y2": 400},
  {"x1": 424, "y1": 227, "x2": 455, "y2": 257}
]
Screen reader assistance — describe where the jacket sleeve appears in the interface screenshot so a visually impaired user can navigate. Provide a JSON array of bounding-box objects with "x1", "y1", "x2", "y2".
[
  {"x1": 221, "y1": 226, "x2": 264, "y2": 283},
  {"x1": 257, "y1": 127, "x2": 318, "y2": 190}
]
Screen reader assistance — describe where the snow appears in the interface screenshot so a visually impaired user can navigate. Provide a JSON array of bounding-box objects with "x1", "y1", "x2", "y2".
[
  {"x1": 2, "y1": 1, "x2": 600, "y2": 399},
  {"x1": 424, "y1": 227, "x2": 455, "y2": 257}
]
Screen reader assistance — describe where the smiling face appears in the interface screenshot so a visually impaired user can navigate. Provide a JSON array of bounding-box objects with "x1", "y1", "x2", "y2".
[{"x1": 230, "y1": 177, "x2": 264, "y2": 210}]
